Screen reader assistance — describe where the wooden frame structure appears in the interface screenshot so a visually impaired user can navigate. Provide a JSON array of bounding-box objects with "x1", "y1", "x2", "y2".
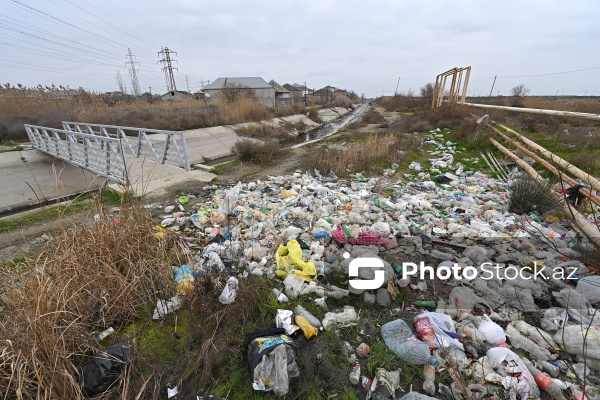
[{"x1": 432, "y1": 66, "x2": 471, "y2": 108}]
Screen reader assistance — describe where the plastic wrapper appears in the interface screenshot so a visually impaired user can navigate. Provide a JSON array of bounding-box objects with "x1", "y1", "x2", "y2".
[
  {"x1": 153, "y1": 296, "x2": 183, "y2": 319},
  {"x1": 276, "y1": 309, "x2": 300, "y2": 335},
  {"x1": 381, "y1": 319, "x2": 430, "y2": 365},
  {"x1": 414, "y1": 312, "x2": 464, "y2": 351}
]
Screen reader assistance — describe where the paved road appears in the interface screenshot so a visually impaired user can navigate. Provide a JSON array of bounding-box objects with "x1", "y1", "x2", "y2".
[{"x1": 0, "y1": 149, "x2": 104, "y2": 214}]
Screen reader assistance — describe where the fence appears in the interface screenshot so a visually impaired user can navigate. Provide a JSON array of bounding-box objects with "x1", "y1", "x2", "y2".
[
  {"x1": 24, "y1": 125, "x2": 127, "y2": 184},
  {"x1": 62, "y1": 122, "x2": 191, "y2": 170}
]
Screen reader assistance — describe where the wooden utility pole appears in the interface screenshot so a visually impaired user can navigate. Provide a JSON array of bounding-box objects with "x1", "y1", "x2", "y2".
[{"x1": 489, "y1": 76, "x2": 497, "y2": 97}]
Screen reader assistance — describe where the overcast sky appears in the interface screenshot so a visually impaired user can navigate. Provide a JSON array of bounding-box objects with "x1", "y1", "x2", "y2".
[{"x1": 2, "y1": 0, "x2": 599, "y2": 97}]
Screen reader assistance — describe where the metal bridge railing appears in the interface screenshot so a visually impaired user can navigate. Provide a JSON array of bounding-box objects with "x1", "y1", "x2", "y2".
[
  {"x1": 62, "y1": 122, "x2": 190, "y2": 171},
  {"x1": 24, "y1": 125, "x2": 127, "y2": 184}
]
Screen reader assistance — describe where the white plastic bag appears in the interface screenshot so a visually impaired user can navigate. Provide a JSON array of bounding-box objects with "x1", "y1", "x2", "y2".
[
  {"x1": 218, "y1": 182, "x2": 242, "y2": 216},
  {"x1": 218, "y1": 277, "x2": 239, "y2": 304},
  {"x1": 478, "y1": 315, "x2": 506, "y2": 345}
]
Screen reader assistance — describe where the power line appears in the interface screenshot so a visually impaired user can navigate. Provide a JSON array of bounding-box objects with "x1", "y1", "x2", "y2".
[
  {"x1": 0, "y1": 42, "x2": 123, "y2": 68},
  {"x1": 498, "y1": 66, "x2": 600, "y2": 79},
  {"x1": 0, "y1": 60, "x2": 116, "y2": 75}
]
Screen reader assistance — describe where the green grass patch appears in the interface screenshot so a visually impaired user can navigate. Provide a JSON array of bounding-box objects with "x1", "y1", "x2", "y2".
[
  {"x1": 212, "y1": 159, "x2": 242, "y2": 175},
  {"x1": 0, "y1": 146, "x2": 24, "y2": 153},
  {"x1": 0, "y1": 190, "x2": 123, "y2": 234}
]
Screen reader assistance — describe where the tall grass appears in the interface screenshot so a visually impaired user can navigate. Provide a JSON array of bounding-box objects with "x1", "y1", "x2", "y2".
[
  {"x1": 232, "y1": 138, "x2": 283, "y2": 163},
  {"x1": 378, "y1": 93, "x2": 428, "y2": 112},
  {"x1": 0, "y1": 86, "x2": 301, "y2": 141},
  {"x1": 307, "y1": 132, "x2": 419, "y2": 175},
  {"x1": 0, "y1": 196, "x2": 177, "y2": 398}
]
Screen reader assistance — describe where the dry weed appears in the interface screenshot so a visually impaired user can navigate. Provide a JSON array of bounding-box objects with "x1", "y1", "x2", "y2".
[
  {"x1": 308, "y1": 132, "x2": 419, "y2": 176},
  {"x1": 0, "y1": 197, "x2": 177, "y2": 398}
]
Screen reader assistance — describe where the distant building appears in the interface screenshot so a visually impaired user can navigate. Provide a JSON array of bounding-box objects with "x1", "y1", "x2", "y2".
[
  {"x1": 283, "y1": 83, "x2": 303, "y2": 99},
  {"x1": 204, "y1": 77, "x2": 275, "y2": 108},
  {"x1": 269, "y1": 80, "x2": 291, "y2": 106},
  {"x1": 161, "y1": 90, "x2": 194, "y2": 101}
]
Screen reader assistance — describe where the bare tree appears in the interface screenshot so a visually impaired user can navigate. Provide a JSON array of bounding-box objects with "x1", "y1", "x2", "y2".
[
  {"x1": 115, "y1": 70, "x2": 127, "y2": 93},
  {"x1": 511, "y1": 84, "x2": 530, "y2": 97},
  {"x1": 220, "y1": 82, "x2": 254, "y2": 103},
  {"x1": 420, "y1": 83, "x2": 434, "y2": 99}
]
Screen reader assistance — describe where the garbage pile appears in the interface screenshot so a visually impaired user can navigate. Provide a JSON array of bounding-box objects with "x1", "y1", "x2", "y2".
[{"x1": 148, "y1": 129, "x2": 600, "y2": 399}]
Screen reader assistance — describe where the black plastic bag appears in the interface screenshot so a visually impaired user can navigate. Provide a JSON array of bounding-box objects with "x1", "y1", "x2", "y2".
[{"x1": 81, "y1": 342, "x2": 131, "y2": 396}]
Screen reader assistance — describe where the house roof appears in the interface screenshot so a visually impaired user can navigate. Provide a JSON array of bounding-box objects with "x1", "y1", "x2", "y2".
[
  {"x1": 268, "y1": 79, "x2": 289, "y2": 94},
  {"x1": 161, "y1": 90, "x2": 192, "y2": 96},
  {"x1": 283, "y1": 83, "x2": 302, "y2": 92},
  {"x1": 204, "y1": 77, "x2": 272, "y2": 90}
]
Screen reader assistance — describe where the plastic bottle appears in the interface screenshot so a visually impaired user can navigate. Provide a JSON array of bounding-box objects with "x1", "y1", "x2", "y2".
[
  {"x1": 172, "y1": 211, "x2": 185, "y2": 218},
  {"x1": 522, "y1": 359, "x2": 567, "y2": 400},
  {"x1": 552, "y1": 361, "x2": 569, "y2": 374},
  {"x1": 342, "y1": 224, "x2": 354, "y2": 238},
  {"x1": 349, "y1": 361, "x2": 360, "y2": 385},
  {"x1": 97, "y1": 327, "x2": 115, "y2": 341},
  {"x1": 506, "y1": 326, "x2": 551, "y2": 360},
  {"x1": 272, "y1": 288, "x2": 289, "y2": 303},
  {"x1": 570, "y1": 386, "x2": 588, "y2": 400},
  {"x1": 375, "y1": 198, "x2": 398, "y2": 211},
  {"x1": 540, "y1": 318, "x2": 559, "y2": 335},
  {"x1": 423, "y1": 360, "x2": 436, "y2": 395},
  {"x1": 540, "y1": 360, "x2": 560, "y2": 378},
  {"x1": 413, "y1": 301, "x2": 437, "y2": 308}
]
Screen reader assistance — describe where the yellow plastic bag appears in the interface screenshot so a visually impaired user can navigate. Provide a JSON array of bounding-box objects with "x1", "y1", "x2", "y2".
[
  {"x1": 176, "y1": 276, "x2": 195, "y2": 296},
  {"x1": 295, "y1": 315, "x2": 318, "y2": 339},
  {"x1": 281, "y1": 189, "x2": 299, "y2": 198},
  {"x1": 275, "y1": 240, "x2": 316, "y2": 281}
]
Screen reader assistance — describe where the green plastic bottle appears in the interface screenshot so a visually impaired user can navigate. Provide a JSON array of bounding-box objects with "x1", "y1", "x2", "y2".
[
  {"x1": 528, "y1": 212, "x2": 542, "y2": 223},
  {"x1": 342, "y1": 224, "x2": 354, "y2": 238},
  {"x1": 413, "y1": 300, "x2": 437, "y2": 308}
]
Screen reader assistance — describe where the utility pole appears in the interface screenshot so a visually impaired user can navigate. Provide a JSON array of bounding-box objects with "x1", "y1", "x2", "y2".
[
  {"x1": 185, "y1": 75, "x2": 191, "y2": 92},
  {"x1": 395, "y1": 77, "x2": 400, "y2": 95},
  {"x1": 200, "y1": 77, "x2": 209, "y2": 90},
  {"x1": 149, "y1": 86, "x2": 152, "y2": 95},
  {"x1": 488, "y1": 75, "x2": 497, "y2": 97},
  {"x1": 304, "y1": 81, "x2": 307, "y2": 106},
  {"x1": 157, "y1": 47, "x2": 178, "y2": 92},
  {"x1": 126, "y1": 48, "x2": 141, "y2": 96}
]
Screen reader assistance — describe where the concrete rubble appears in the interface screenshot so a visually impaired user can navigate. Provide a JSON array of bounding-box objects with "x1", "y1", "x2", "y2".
[{"x1": 147, "y1": 128, "x2": 600, "y2": 399}]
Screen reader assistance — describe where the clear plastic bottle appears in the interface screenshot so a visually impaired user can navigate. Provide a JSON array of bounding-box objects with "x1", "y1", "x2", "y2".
[
  {"x1": 348, "y1": 361, "x2": 360, "y2": 385},
  {"x1": 540, "y1": 360, "x2": 560, "y2": 378},
  {"x1": 423, "y1": 362, "x2": 436, "y2": 395},
  {"x1": 272, "y1": 288, "x2": 289, "y2": 303},
  {"x1": 522, "y1": 359, "x2": 567, "y2": 400},
  {"x1": 294, "y1": 305, "x2": 322, "y2": 329},
  {"x1": 569, "y1": 386, "x2": 588, "y2": 400}
]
